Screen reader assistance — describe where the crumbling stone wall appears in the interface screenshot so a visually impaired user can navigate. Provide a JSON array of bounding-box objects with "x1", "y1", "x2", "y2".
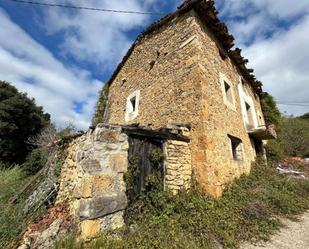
[
  {"x1": 56, "y1": 124, "x2": 192, "y2": 240},
  {"x1": 56, "y1": 124, "x2": 128, "y2": 240},
  {"x1": 105, "y1": 10, "x2": 267, "y2": 197}
]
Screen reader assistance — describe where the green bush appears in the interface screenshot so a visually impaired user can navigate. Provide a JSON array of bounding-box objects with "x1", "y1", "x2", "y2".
[
  {"x1": 260, "y1": 94, "x2": 281, "y2": 126},
  {"x1": 55, "y1": 159, "x2": 309, "y2": 249},
  {"x1": 278, "y1": 118, "x2": 309, "y2": 157},
  {"x1": 22, "y1": 149, "x2": 47, "y2": 176},
  {"x1": 92, "y1": 83, "x2": 109, "y2": 126}
]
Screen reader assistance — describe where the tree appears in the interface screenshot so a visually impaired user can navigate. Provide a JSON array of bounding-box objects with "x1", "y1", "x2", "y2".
[
  {"x1": 299, "y1": 113, "x2": 309, "y2": 120},
  {"x1": 0, "y1": 81, "x2": 50, "y2": 165},
  {"x1": 260, "y1": 93, "x2": 281, "y2": 126}
]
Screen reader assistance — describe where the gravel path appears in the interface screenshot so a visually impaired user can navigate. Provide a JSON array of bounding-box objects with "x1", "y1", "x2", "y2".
[{"x1": 241, "y1": 212, "x2": 309, "y2": 249}]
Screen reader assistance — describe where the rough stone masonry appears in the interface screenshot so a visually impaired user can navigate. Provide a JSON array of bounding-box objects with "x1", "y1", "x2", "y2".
[
  {"x1": 56, "y1": 124, "x2": 129, "y2": 240},
  {"x1": 55, "y1": 124, "x2": 191, "y2": 240}
]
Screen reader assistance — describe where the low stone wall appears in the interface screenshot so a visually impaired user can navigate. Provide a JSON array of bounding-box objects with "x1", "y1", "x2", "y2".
[{"x1": 56, "y1": 124, "x2": 129, "y2": 240}]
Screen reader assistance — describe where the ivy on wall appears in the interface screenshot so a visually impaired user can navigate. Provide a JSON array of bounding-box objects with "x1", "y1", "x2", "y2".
[{"x1": 92, "y1": 83, "x2": 109, "y2": 127}]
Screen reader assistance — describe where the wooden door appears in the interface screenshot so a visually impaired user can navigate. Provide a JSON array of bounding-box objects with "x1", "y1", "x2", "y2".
[{"x1": 126, "y1": 135, "x2": 164, "y2": 202}]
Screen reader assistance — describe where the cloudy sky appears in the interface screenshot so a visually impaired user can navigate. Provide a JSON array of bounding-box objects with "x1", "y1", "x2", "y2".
[{"x1": 0, "y1": 0, "x2": 308, "y2": 129}]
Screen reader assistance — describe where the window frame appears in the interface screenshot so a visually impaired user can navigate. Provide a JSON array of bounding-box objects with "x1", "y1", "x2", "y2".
[
  {"x1": 125, "y1": 90, "x2": 140, "y2": 122},
  {"x1": 220, "y1": 73, "x2": 236, "y2": 111},
  {"x1": 228, "y1": 134, "x2": 244, "y2": 161}
]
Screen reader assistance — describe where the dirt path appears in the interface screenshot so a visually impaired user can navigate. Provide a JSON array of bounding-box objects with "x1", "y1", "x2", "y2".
[{"x1": 241, "y1": 212, "x2": 309, "y2": 249}]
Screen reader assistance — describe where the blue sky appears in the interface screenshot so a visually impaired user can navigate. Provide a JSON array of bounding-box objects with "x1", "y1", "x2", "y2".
[{"x1": 0, "y1": 0, "x2": 308, "y2": 129}]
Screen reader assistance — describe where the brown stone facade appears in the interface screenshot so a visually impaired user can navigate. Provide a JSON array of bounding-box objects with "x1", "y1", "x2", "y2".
[{"x1": 105, "y1": 10, "x2": 267, "y2": 197}]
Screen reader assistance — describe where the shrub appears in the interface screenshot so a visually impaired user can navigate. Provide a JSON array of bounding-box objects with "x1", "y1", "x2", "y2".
[
  {"x1": 55, "y1": 159, "x2": 309, "y2": 249},
  {"x1": 22, "y1": 149, "x2": 47, "y2": 176},
  {"x1": 92, "y1": 83, "x2": 109, "y2": 127},
  {"x1": 260, "y1": 93, "x2": 281, "y2": 126}
]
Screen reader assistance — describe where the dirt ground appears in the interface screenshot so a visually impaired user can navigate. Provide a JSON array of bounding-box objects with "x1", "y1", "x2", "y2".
[{"x1": 241, "y1": 212, "x2": 309, "y2": 249}]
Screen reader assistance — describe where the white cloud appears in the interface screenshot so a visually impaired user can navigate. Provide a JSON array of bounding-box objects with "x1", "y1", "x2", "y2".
[
  {"x1": 40, "y1": 0, "x2": 153, "y2": 69},
  {"x1": 0, "y1": 9, "x2": 102, "y2": 129},
  {"x1": 217, "y1": 0, "x2": 309, "y2": 116}
]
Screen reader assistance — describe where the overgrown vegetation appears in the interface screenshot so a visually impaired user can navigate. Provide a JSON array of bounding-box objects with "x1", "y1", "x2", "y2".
[
  {"x1": 92, "y1": 83, "x2": 109, "y2": 127},
  {"x1": 0, "y1": 81, "x2": 50, "y2": 165},
  {"x1": 0, "y1": 168, "x2": 47, "y2": 248},
  {"x1": 55, "y1": 158, "x2": 309, "y2": 249},
  {"x1": 266, "y1": 117, "x2": 309, "y2": 160},
  {"x1": 0, "y1": 123, "x2": 78, "y2": 248},
  {"x1": 260, "y1": 93, "x2": 281, "y2": 126}
]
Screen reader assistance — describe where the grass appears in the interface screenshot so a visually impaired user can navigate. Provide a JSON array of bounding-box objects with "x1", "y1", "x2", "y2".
[
  {"x1": 0, "y1": 167, "x2": 48, "y2": 248},
  {"x1": 55, "y1": 159, "x2": 309, "y2": 249},
  {"x1": 0, "y1": 167, "x2": 30, "y2": 248}
]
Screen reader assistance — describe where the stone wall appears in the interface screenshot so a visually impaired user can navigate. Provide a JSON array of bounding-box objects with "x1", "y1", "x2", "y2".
[
  {"x1": 164, "y1": 140, "x2": 192, "y2": 194},
  {"x1": 56, "y1": 124, "x2": 192, "y2": 240},
  {"x1": 192, "y1": 13, "x2": 264, "y2": 196},
  {"x1": 56, "y1": 124, "x2": 128, "y2": 240},
  {"x1": 105, "y1": 10, "x2": 267, "y2": 196}
]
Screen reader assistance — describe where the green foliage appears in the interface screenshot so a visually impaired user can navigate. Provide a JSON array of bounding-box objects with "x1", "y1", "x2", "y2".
[
  {"x1": 92, "y1": 83, "x2": 109, "y2": 127},
  {"x1": 0, "y1": 168, "x2": 29, "y2": 248},
  {"x1": 299, "y1": 112, "x2": 309, "y2": 119},
  {"x1": 0, "y1": 165, "x2": 57, "y2": 248},
  {"x1": 268, "y1": 117, "x2": 309, "y2": 158},
  {"x1": 261, "y1": 94, "x2": 281, "y2": 126},
  {"x1": 0, "y1": 81, "x2": 50, "y2": 164},
  {"x1": 56, "y1": 159, "x2": 309, "y2": 249},
  {"x1": 265, "y1": 140, "x2": 284, "y2": 161},
  {"x1": 22, "y1": 149, "x2": 47, "y2": 176},
  {"x1": 279, "y1": 118, "x2": 309, "y2": 157}
]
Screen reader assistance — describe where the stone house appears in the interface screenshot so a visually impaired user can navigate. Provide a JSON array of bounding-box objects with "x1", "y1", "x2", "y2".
[
  {"x1": 103, "y1": 0, "x2": 276, "y2": 197},
  {"x1": 16, "y1": 1, "x2": 279, "y2": 245}
]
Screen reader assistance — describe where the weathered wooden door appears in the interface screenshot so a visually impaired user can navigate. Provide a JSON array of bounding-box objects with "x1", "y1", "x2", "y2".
[{"x1": 126, "y1": 135, "x2": 164, "y2": 202}]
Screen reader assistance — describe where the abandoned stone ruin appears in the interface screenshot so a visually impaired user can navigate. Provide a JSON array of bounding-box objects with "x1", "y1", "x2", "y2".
[{"x1": 17, "y1": 0, "x2": 278, "y2": 247}]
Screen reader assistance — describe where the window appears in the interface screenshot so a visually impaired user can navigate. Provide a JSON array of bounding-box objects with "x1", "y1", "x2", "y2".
[
  {"x1": 224, "y1": 81, "x2": 233, "y2": 104},
  {"x1": 220, "y1": 73, "x2": 235, "y2": 110},
  {"x1": 228, "y1": 135, "x2": 244, "y2": 161},
  {"x1": 125, "y1": 90, "x2": 140, "y2": 122},
  {"x1": 245, "y1": 102, "x2": 254, "y2": 129},
  {"x1": 130, "y1": 96, "x2": 136, "y2": 112}
]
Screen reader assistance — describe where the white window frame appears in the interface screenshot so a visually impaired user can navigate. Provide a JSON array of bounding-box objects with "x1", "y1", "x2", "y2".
[
  {"x1": 238, "y1": 78, "x2": 259, "y2": 131},
  {"x1": 125, "y1": 90, "x2": 140, "y2": 122},
  {"x1": 220, "y1": 73, "x2": 236, "y2": 111}
]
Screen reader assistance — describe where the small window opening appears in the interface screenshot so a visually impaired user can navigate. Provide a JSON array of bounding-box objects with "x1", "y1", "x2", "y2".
[
  {"x1": 130, "y1": 96, "x2": 136, "y2": 113},
  {"x1": 125, "y1": 90, "x2": 140, "y2": 122},
  {"x1": 224, "y1": 81, "x2": 233, "y2": 104},
  {"x1": 245, "y1": 102, "x2": 254, "y2": 129},
  {"x1": 228, "y1": 135, "x2": 244, "y2": 161}
]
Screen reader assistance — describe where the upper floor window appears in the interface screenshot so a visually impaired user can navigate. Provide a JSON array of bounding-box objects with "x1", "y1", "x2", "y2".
[
  {"x1": 220, "y1": 73, "x2": 235, "y2": 110},
  {"x1": 125, "y1": 90, "x2": 140, "y2": 122},
  {"x1": 245, "y1": 102, "x2": 254, "y2": 130},
  {"x1": 224, "y1": 81, "x2": 233, "y2": 104}
]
